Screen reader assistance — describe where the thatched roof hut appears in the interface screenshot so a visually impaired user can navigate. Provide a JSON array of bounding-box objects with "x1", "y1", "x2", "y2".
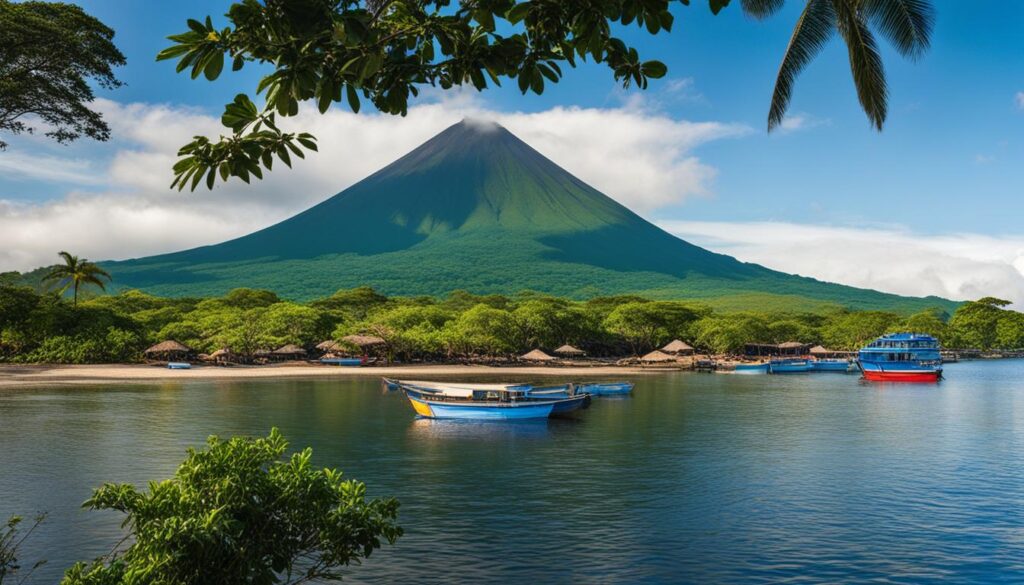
[
  {"x1": 640, "y1": 350, "x2": 675, "y2": 363},
  {"x1": 210, "y1": 348, "x2": 231, "y2": 358},
  {"x1": 661, "y1": 339, "x2": 694, "y2": 355},
  {"x1": 520, "y1": 349, "x2": 555, "y2": 362},
  {"x1": 554, "y1": 344, "x2": 585, "y2": 357},
  {"x1": 144, "y1": 340, "x2": 191, "y2": 360},
  {"x1": 272, "y1": 344, "x2": 307, "y2": 356},
  {"x1": 809, "y1": 345, "x2": 829, "y2": 355},
  {"x1": 316, "y1": 340, "x2": 341, "y2": 352},
  {"x1": 341, "y1": 334, "x2": 386, "y2": 348}
]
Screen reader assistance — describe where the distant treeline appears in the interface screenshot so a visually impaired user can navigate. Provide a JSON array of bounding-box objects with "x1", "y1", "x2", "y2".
[{"x1": 0, "y1": 283, "x2": 1021, "y2": 364}]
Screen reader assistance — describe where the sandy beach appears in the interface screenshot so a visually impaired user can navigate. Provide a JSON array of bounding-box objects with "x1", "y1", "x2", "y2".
[{"x1": 0, "y1": 363, "x2": 672, "y2": 388}]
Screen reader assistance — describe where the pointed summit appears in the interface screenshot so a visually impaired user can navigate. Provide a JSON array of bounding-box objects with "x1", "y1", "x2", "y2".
[{"x1": 106, "y1": 122, "x2": 949, "y2": 313}]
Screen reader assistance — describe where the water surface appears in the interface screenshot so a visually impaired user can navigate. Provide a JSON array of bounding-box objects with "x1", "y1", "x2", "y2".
[{"x1": 3, "y1": 361, "x2": 1024, "y2": 583}]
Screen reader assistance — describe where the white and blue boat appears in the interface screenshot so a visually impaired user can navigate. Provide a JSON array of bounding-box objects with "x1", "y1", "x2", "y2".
[
  {"x1": 394, "y1": 380, "x2": 591, "y2": 421},
  {"x1": 167, "y1": 362, "x2": 191, "y2": 370},
  {"x1": 574, "y1": 381, "x2": 634, "y2": 396},
  {"x1": 857, "y1": 332, "x2": 943, "y2": 382},
  {"x1": 321, "y1": 357, "x2": 366, "y2": 367},
  {"x1": 811, "y1": 358, "x2": 856, "y2": 373},
  {"x1": 769, "y1": 359, "x2": 813, "y2": 374},
  {"x1": 733, "y1": 362, "x2": 770, "y2": 374}
]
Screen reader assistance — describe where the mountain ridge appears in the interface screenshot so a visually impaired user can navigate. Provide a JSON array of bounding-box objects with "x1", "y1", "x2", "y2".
[{"x1": 104, "y1": 120, "x2": 956, "y2": 314}]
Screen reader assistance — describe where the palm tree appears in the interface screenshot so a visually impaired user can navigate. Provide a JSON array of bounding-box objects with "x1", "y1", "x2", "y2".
[
  {"x1": 43, "y1": 251, "x2": 112, "y2": 306},
  {"x1": 742, "y1": 0, "x2": 934, "y2": 131}
]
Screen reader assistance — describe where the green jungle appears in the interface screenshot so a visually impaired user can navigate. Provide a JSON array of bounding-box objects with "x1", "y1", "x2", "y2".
[{"x1": 1, "y1": 274, "x2": 1020, "y2": 364}]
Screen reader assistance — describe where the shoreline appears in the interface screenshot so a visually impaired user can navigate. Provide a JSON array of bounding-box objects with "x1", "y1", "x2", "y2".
[{"x1": 0, "y1": 363, "x2": 675, "y2": 389}]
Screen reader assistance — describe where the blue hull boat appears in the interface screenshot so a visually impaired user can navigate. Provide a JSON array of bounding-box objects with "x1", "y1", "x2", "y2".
[
  {"x1": 769, "y1": 359, "x2": 813, "y2": 374},
  {"x1": 575, "y1": 381, "x2": 634, "y2": 396},
  {"x1": 321, "y1": 357, "x2": 365, "y2": 367},
  {"x1": 811, "y1": 359, "x2": 855, "y2": 373},
  {"x1": 167, "y1": 362, "x2": 191, "y2": 370},
  {"x1": 732, "y1": 363, "x2": 770, "y2": 374},
  {"x1": 395, "y1": 380, "x2": 591, "y2": 421}
]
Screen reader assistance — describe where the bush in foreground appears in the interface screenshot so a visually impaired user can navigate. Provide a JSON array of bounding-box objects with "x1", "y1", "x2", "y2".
[{"x1": 61, "y1": 429, "x2": 401, "y2": 585}]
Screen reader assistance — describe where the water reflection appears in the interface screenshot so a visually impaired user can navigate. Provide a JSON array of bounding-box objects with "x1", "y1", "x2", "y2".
[{"x1": 406, "y1": 418, "x2": 554, "y2": 441}]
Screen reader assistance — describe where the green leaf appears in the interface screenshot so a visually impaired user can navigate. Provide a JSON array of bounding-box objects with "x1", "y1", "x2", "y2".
[
  {"x1": 204, "y1": 52, "x2": 224, "y2": 81},
  {"x1": 710, "y1": 0, "x2": 731, "y2": 15},
  {"x1": 346, "y1": 85, "x2": 360, "y2": 113},
  {"x1": 641, "y1": 60, "x2": 667, "y2": 79}
]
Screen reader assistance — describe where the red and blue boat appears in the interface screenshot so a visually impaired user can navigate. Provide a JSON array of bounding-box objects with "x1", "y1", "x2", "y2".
[{"x1": 857, "y1": 333, "x2": 943, "y2": 382}]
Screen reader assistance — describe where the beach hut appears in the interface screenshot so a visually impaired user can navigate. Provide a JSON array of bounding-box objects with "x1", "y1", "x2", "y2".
[
  {"x1": 778, "y1": 341, "x2": 812, "y2": 356},
  {"x1": 316, "y1": 340, "x2": 341, "y2": 353},
  {"x1": 520, "y1": 349, "x2": 555, "y2": 362},
  {"x1": 661, "y1": 339, "x2": 694, "y2": 356},
  {"x1": 210, "y1": 348, "x2": 234, "y2": 364},
  {"x1": 341, "y1": 334, "x2": 387, "y2": 349},
  {"x1": 143, "y1": 340, "x2": 192, "y2": 362},
  {"x1": 272, "y1": 344, "x2": 307, "y2": 361},
  {"x1": 640, "y1": 350, "x2": 675, "y2": 363},
  {"x1": 554, "y1": 344, "x2": 586, "y2": 357},
  {"x1": 809, "y1": 345, "x2": 831, "y2": 356}
]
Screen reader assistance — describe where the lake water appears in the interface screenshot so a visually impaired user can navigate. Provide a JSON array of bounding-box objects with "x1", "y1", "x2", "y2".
[{"x1": 4, "y1": 361, "x2": 1024, "y2": 583}]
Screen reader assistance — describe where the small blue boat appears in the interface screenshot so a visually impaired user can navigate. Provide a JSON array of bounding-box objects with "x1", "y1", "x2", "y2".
[
  {"x1": 811, "y1": 358, "x2": 856, "y2": 373},
  {"x1": 769, "y1": 359, "x2": 813, "y2": 374},
  {"x1": 733, "y1": 363, "x2": 770, "y2": 374},
  {"x1": 320, "y1": 357, "x2": 366, "y2": 367},
  {"x1": 394, "y1": 380, "x2": 591, "y2": 421},
  {"x1": 167, "y1": 362, "x2": 191, "y2": 369},
  {"x1": 574, "y1": 381, "x2": 634, "y2": 396}
]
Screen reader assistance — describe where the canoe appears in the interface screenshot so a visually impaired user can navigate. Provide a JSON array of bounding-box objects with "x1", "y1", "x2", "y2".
[
  {"x1": 167, "y1": 362, "x2": 191, "y2": 370},
  {"x1": 732, "y1": 363, "x2": 769, "y2": 374},
  {"x1": 574, "y1": 381, "x2": 634, "y2": 395},
  {"x1": 394, "y1": 380, "x2": 591, "y2": 420}
]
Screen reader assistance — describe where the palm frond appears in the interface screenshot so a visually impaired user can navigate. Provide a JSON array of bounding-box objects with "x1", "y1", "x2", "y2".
[
  {"x1": 80, "y1": 274, "x2": 109, "y2": 291},
  {"x1": 862, "y1": 0, "x2": 933, "y2": 59},
  {"x1": 741, "y1": 0, "x2": 786, "y2": 19},
  {"x1": 767, "y1": 0, "x2": 836, "y2": 131},
  {"x1": 833, "y1": 0, "x2": 888, "y2": 130}
]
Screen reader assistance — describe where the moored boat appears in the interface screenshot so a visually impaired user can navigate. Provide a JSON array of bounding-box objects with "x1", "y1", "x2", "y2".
[
  {"x1": 811, "y1": 358, "x2": 856, "y2": 373},
  {"x1": 574, "y1": 381, "x2": 634, "y2": 395},
  {"x1": 321, "y1": 357, "x2": 366, "y2": 366},
  {"x1": 393, "y1": 380, "x2": 591, "y2": 420},
  {"x1": 732, "y1": 362, "x2": 770, "y2": 374},
  {"x1": 769, "y1": 358, "x2": 813, "y2": 374},
  {"x1": 857, "y1": 333, "x2": 943, "y2": 382}
]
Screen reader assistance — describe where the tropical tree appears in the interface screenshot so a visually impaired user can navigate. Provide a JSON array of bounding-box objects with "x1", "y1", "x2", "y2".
[
  {"x1": 61, "y1": 429, "x2": 401, "y2": 585},
  {"x1": 42, "y1": 252, "x2": 112, "y2": 307},
  {"x1": 751, "y1": 0, "x2": 934, "y2": 130},
  {"x1": 0, "y1": 1, "x2": 125, "y2": 150},
  {"x1": 158, "y1": 0, "x2": 934, "y2": 190}
]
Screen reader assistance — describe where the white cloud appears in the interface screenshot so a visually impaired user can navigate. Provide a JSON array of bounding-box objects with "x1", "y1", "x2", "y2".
[
  {"x1": 0, "y1": 95, "x2": 747, "y2": 271},
  {"x1": 660, "y1": 220, "x2": 1024, "y2": 308},
  {"x1": 1015, "y1": 91, "x2": 1024, "y2": 110},
  {"x1": 777, "y1": 112, "x2": 830, "y2": 134},
  {"x1": 0, "y1": 151, "x2": 105, "y2": 185}
]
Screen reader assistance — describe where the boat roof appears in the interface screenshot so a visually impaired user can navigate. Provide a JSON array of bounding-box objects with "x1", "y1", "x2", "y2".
[
  {"x1": 871, "y1": 332, "x2": 939, "y2": 342},
  {"x1": 396, "y1": 380, "x2": 534, "y2": 398}
]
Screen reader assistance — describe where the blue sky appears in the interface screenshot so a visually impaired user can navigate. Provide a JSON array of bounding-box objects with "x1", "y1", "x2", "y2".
[{"x1": 2, "y1": 1, "x2": 1023, "y2": 303}]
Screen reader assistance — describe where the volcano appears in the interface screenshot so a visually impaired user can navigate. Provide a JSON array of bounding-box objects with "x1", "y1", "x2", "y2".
[{"x1": 107, "y1": 120, "x2": 950, "y2": 312}]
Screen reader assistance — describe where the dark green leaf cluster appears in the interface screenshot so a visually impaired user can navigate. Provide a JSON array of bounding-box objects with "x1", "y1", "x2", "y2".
[
  {"x1": 0, "y1": 513, "x2": 47, "y2": 585},
  {"x1": 0, "y1": 1, "x2": 125, "y2": 149},
  {"x1": 157, "y1": 0, "x2": 681, "y2": 190},
  {"x1": 60, "y1": 428, "x2": 401, "y2": 585}
]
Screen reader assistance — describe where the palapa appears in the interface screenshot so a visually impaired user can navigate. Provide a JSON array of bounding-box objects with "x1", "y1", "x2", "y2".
[
  {"x1": 553, "y1": 344, "x2": 585, "y2": 356},
  {"x1": 661, "y1": 339, "x2": 694, "y2": 354},
  {"x1": 639, "y1": 350, "x2": 675, "y2": 363},
  {"x1": 520, "y1": 349, "x2": 555, "y2": 362},
  {"x1": 341, "y1": 334, "x2": 386, "y2": 347},
  {"x1": 272, "y1": 344, "x2": 307, "y2": 355},
  {"x1": 144, "y1": 340, "x2": 191, "y2": 355}
]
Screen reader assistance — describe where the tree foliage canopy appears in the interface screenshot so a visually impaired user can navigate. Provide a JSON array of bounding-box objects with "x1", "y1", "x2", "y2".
[
  {"x1": 158, "y1": 0, "x2": 933, "y2": 190},
  {"x1": 0, "y1": 0, "x2": 125, "y2": 149},
  {"x1": 61, "y1": 428, "x2": 402, "y2": 585}
]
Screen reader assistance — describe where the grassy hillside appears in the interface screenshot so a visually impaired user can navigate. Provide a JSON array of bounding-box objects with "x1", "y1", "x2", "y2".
[{"x1": 103, "y1": 120, "x2": 957, "y2": 315}]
